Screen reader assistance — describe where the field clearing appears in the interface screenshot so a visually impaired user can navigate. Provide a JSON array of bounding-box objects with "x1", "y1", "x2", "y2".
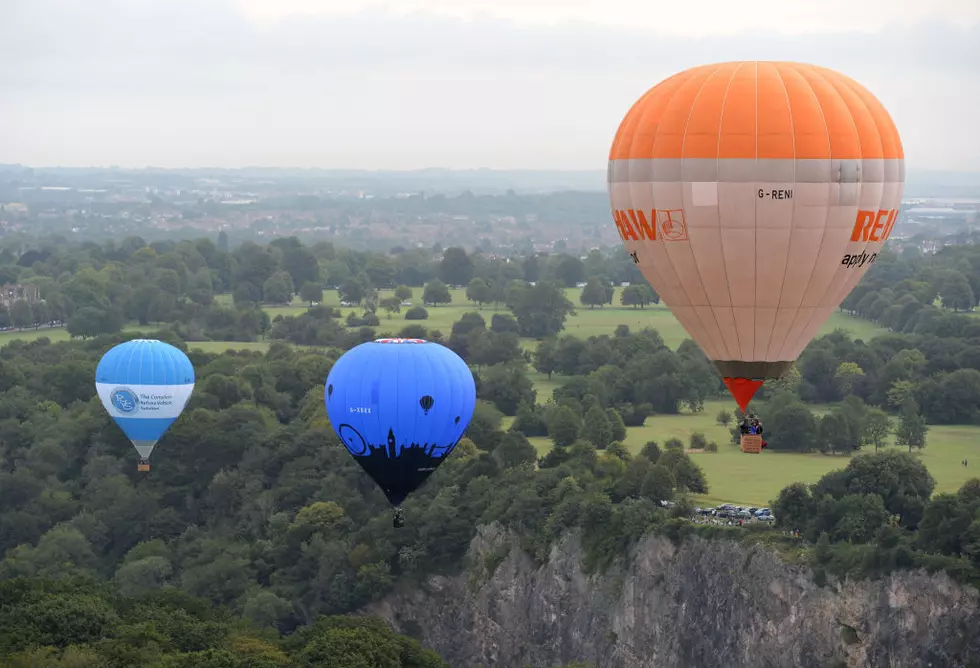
[
  {"x1": 517, "y1": 396, "x2": 980, "y2": 509},
  {"x1": 223, "y1": 287, "x2": 887, "y2": 348},
  {"x1": 2, "y1": 295, "x2": 974, "y2": 511},
  {"x1": 6, "y1": 288, "x2": 885, "y2": 355}
]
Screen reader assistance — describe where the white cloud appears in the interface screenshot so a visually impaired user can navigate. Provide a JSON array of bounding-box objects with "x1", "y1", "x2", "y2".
[
  {"x1": 1, "y1": 0, "x2": 977, "y2": 171},
  {"x1": 236, "y1": 0, "x2": 980, "y2": 35}
]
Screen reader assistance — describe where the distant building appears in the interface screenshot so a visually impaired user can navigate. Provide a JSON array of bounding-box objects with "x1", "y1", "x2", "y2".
[{"x1": 0, "y1": 283, "x2": 40, "y2": 307}]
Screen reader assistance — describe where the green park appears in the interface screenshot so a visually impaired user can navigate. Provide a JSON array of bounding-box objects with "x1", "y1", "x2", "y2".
[{"x1": 2, "y1": 284, "x2": 976, "y2": 510}]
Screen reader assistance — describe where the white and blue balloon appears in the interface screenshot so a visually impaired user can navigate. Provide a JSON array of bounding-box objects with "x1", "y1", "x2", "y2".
[{"x1": 95, "y1": 339, "x2": 195, "y2": 470}]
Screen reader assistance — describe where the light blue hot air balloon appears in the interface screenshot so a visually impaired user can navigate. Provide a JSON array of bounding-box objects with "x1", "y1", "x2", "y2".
[{"x1": 95, "y1": 339, "x2": 195, "y2": 472}]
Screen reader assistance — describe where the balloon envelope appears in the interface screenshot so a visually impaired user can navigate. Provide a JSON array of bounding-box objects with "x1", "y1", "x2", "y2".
[
  {"x1": 607, "y1": 61, "x2": 904, "y2": 410},
  {"x1": 95, "y1": 339, "x2": 196, "y2": 460},
  {"x1": 324, "y1": 338, "x2": 477, "y2": 506}
]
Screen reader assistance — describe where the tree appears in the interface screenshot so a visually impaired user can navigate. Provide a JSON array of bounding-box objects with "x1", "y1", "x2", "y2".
[
  {"x1": 478, "y1": 363, "x2": 536, "y2": 415},
  {"x1": 834, "y1": 361, "x2": 865, "y2": 397},
  {"x1": 832, "y1": 493, "x2": 890, "y2": 543},
  {"x1": 187, "y1": 268, "x2": 214, "y2": 305},
  {"x1": 581, "y1": 405, "x2": 613, "y2": 449},
  {"x1": 716, "y1": 409, "x2": 732, "y2": 427},
  {"x1": 422, "y1": 280, "x2": 452, "y2": 306},
  {"x1": 30, "y1": 301, "x2": 49, "y2": 329},
  {"x1": 490, "y1": 313, "x2": 519, "y2": 334},
  {"x1": 217, "y1": 229, "x2": 229, "y2": 251},
  {"x1": 280, "y1": 244, "x2": 320, "y2": 290},
  {"x1": 394, "y1": 285, "x2": 413, "y2": 302},
  {"x1": 339, "y1": 278, "x2": 367, "y2": 305},
  {"x1": 470, "y1": 331, "x2": 523, "y2": 367},
  {"x1": 887, "y1": 380, "x2": 916, "y2": 410},
  {"x1": 767, "y1": 401, "x2": 818, "y2": 452},
  {"x1": 940, "y1": 271, "x2": 975, "y2": 311},
  {"x1": 439, "y1": 247, "x2": 474, "y2": 286},
  {"x1": 263, "y1": 271, "x2": 295, "y2": 304},
  {"x1": 533, "y1": 339, "x2": 558, "y2": 379},
  {"x1": 659, "y1": 450, "x2": 708, "y2": 493},
  {"x1": 862, "y1": 407, "x2": 892, "y2": 452},
  {"x1": 405, "y1": 306, "x2": 428, "y2": 320},
  {"x1": 510, "y1": 282, "x2": 575, "y2": 338},
  {"x1": 493, "y1": 431, "x2": 538, "y2": 469},
  {"x1": 605, "y1": 408, "x2": 627, "y2": 442},
  {"x1": 548, "y1": 406, "x2": 582, "y2": 447},
  {"x1": 554, "y1": 255, "x2": 585, "y2": 287},
  {"x1": 466, "y1": 278, "x2": 492, "y2": 308},
  {"x1": 67, "y1": 306, "x2": 123, "y2": 338},
  {"x1": 299, "y1": 281, "x2": 324, "y2": 305},
  {"x1": 580, "y1": 277, "x2": 607, "y2": 309},
  {"x1": 9, "y1": 299, "x2": 32, "y2": 330},
  {"x1": 818, "y1": 412, "x2": 853, "y2": 455},
  {"x1": 772, "y1": 482, "x2": 814, "y2": 532},
  {"x1": 768, "y1": 364, "x2": 802, "y2": 396},
  {"x1": 620, "y1": 284, "x2": 658, "y2": 308},
  {"x1": 641, "y1": 465, "x2": 675, "y2": 502},
  {"x1": 895, "y1": 398, "x2": 927, "y2": 452},
  {"x1": 380, "y1": 296, "x2": 401, "y2": 319}
]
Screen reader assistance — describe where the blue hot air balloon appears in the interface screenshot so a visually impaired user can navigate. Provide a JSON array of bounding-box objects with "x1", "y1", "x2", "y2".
[
  {"x1": 324, "y1": 337, "x2": 477, "y2": 525},
  {"x1": 95, "y1": 339, "x2": 196, "y2": 472}
]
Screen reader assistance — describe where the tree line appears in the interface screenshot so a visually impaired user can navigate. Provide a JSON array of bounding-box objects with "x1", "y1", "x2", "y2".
[
  {"x1": 0, "y1": 579, "x2": 447, "y2": 668},
  {"x1": 0, "y1": 235, "x2": 647, "y2": 341}
]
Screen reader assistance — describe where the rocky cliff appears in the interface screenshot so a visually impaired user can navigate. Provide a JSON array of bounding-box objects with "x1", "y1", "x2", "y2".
[{"x1": 368, "y1": 525, "x2": 980, "y2": 668}]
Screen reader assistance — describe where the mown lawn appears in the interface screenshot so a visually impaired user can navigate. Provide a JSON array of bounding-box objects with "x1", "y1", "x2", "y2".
[
  {"x1": 216, "y1": 287, "x2": 887, "y2": 350},
  {"x1": 0, "y1": 288, "x2": 890, "y2": 353},
  {"x1": 514, "y1": 393, "x2": 980, "y2": 509}
]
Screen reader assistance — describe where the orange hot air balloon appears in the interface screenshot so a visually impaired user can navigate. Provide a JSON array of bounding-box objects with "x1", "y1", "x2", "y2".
[{"x1": 608, "y1": 62, "x2": 904, "y2": 412}]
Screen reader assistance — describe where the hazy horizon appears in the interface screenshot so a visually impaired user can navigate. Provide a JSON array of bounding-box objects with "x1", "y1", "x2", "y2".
[{"x1": 2, "y1": 0, "x2": 978, "y2": 172}]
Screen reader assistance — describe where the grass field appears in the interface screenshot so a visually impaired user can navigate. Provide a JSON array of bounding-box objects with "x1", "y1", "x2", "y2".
[
  {"x1": 215, "y1": 286, "x2": 886, "y2": 349},
  {"x1": 509, "y1": 392, "x2": 980, "y2": 509},
  {"x1": 3, "y1": 288, "x2": 885, "y2": 354}
]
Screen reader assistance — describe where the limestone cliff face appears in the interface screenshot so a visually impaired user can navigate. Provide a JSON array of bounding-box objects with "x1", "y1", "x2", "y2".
[{"x1": 368, "y1": 525, "x2": 980, "y2": 668}]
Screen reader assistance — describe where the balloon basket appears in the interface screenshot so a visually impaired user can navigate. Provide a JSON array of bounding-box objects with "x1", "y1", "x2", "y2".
[
  {"x1": 740, "y1": 435, "x2": 763, "y2": 454},
  {"x1": 137, "y1": 460, "x2": 151, "y2": 472}
]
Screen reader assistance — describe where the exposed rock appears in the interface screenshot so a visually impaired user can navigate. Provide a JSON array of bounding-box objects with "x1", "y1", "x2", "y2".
[{"x1": 367, "y1": 524, "x2": 980, "y2": 668}]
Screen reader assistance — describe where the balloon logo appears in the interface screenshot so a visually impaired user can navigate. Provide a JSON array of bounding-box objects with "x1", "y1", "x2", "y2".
[
  {"x1": 659, "y1": 210, "x2": 688, "y2": 241},
  {"x1": 607, "y1": 61, "x2": 905, "y2": 412},
  {"x1": 327, "y1": 384, "x2": 334, "y2": 399},
  {"x1": 420, "y1": 395, "x2": 434, "y2": 415},
  {"x1": 110, "y1": 388, "x2": 139, "y2": 414},
  {"x1": 338, "y1": 423, "x2": 368, "y2": 455},
  {"x1": 454, "y1": 416, "x2": 460, "y2": 425}
]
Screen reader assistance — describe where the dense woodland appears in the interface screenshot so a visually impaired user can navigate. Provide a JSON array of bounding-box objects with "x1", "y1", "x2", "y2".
[{"x1": 2, "y1": 235, "x2": 980, "y2": 666}]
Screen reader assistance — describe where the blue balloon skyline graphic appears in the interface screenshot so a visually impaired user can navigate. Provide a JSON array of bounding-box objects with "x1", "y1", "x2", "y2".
[{"x1": 325, "y1": 337, "x2": 477, "y2": 506}]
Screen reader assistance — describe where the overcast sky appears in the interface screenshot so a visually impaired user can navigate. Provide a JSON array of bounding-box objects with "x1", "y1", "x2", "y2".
[{"x1": 1, "y1": 0, "x2": 978, "y2": 171}]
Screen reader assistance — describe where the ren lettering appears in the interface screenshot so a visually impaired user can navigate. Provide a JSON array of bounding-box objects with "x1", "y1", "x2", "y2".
[{"x1": 850, "y1": 208, "x2": 898, "y2": 243}]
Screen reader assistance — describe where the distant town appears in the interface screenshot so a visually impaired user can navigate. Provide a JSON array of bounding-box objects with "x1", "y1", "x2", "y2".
[{"x1": 0, "y1": 164, "x2": 978, "y2": 257}]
